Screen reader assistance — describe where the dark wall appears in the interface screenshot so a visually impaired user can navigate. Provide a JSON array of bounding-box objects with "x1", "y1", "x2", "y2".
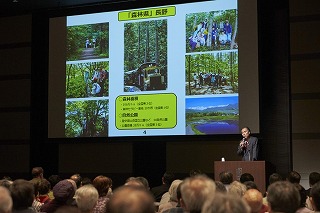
[{"x1": 0, "y1": 0, "x2": 291, "y2": 187}]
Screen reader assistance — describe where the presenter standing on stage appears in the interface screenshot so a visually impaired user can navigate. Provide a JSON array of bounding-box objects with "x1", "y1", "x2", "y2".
[{"x1": 237, "y1": 127, "x2": 259, "y2": 161}]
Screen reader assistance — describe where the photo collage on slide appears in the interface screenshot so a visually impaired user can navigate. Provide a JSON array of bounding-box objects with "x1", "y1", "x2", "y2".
[
  {"x1": 65, "y1": 23, "x2": 110, "y2": 137},
  {"x1": 63, "y1": 0, "x2": 239, "y2": 138},
  {"x1": 185, "y1": 8, "x2": 239, "y2": 135}
]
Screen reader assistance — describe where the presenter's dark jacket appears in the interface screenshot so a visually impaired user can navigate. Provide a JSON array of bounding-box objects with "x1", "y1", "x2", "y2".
[{"x1": 237, "y1": 136, "x2": 259, "y2": 161}]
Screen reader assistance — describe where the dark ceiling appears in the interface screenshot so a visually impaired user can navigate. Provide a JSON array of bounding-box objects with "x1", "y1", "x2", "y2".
[{"x1": 2, "y1": 0, "x2": 133, "y2": 16}]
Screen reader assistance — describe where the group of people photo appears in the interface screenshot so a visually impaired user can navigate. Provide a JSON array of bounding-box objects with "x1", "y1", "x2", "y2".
[
  {"x1": 185, "y1": 51, "x2": 238, "y2": 96},
  {"x1": 186, "y1": 9, "x2": 237, "y2": 53}
]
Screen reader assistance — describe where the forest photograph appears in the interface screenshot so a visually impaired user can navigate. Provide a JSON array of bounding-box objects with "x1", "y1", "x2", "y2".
[
  {"x1": 186, "y1": 9, "x2": 237, "y2": 53},
  {"x1": 123, "y1": 19, "x2": 168, "y2": 92},
  {"x1": 66, "y1": 22, "x2": 109, "y2": 61},
  {"x1": 185, "y1": 96, "x2": 239, "y2": 135},
  {"x1": 65, "y1": 99, "x2": 109, "y2": 137},
  {"x1": 66, "y1": 61, "x2": 109, "y2": 98},
  {"x1": 185, "y1": 51, "x2": 238, "y2": 96}
]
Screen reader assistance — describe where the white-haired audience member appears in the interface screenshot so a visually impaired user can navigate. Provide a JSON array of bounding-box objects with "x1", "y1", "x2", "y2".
[
  {"x1": 75, "y1": 184, "x2": 99, "y2": 213},
  {"x1": 108, "y1": 185, "x2": 155, "y2": 213},
  {"x1": 158, "y1": 180, "x2": 183, "y2": 213},
  {"x1": 0, "y1": 186, "x2": 12, "y2": 213},
  {"x1": 202, "y1": 193, "x2": 250, "y2": 213},
  {"x1": 180, "y1": 175, "x2": 216, "y2": 213},
  {"x1": 228, "y1": 181, "x2": 247, "y2": 198}
]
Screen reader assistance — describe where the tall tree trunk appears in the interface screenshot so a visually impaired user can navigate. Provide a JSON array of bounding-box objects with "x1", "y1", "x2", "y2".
[
  {"x1": 138, "y1": 23, "x2": 141, "y2": 65},
  {"x1": 187, "y1": 55, "x2": 191, "y2": 95},
  {"x1": 231, "y1": 11, "x2": 238, "y2": 50},
  {"x1": 144, "y1": 22, "x2": 150, "y2": 63},
  {"x1": 155, "y1": 21, "x2": 159, "y2": 64}
]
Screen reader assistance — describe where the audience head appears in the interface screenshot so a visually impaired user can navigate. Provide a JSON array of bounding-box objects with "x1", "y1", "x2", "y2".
[
  {"x1": 135, "y1": 177, "x2": 149, "y2": 190},
  {"x1": 219, "y1": 171, "x2": 233, "y2": 185},
  {"x1": 0, "y1": 180, "x2": 12, "y2": 190},
  {"x1": 81, "y1": 177, "x2": 92, "y2": 186},
  {"x1": 38, "y1": 179, "x2": 51, "y2": 195},
  {"x1": 31, "y1": 167, "x2": 44, "y2": 179},
  {"x1": 48, "y1": 175, "x2": 62, "y2": 189},
  {"x1": 202, "y1": 193, "x2": 250, "y2": 213},
  {"x1": 243, "y1": 181, "x2": 258, "y2": 190},
  {"x1": 214, "y1": 181, "x2": 227, "y2": 194},
  {"x1": 10, "y1": 179, "x2": 34, "y2": 210},
  {"x1": 70, "y1": 174, "x2": 82, "y2": 188},
  {"x1": 269, "y1": 173, "x2": 282, "y2": 185},
  {"x1": 180, "y1": 175, "x2": 216, "y2": 213},
  {"x1": 168, "y1": 179, "x2": 183, "y2": 202},
  {"x1": 75, "y1": 184, "x2": 99, "y2": 213},
  {"x1": 310, "y1": 181, "x2": 320, "y2": 211},
  {"x1": 309, "y1": 172, "x2": 320, "y2": 187},
  {"x1": 240, "y1": 173, "x2": 254, "y2": 183},
  {"x1": 108, "y1": 185, "x2": 155, "y2": 213},
  {"x1": 243, "y1": 189, "x2": 263, "y2": 213},
  {"x1": 125, "y1": 177, "x2": 149, "y2": 191},
  {"x1": 0, "y1": 186, "x2": 12, "y2": 213},
  {"x1": 189, "y1": 169, "x2": 203, "y2": 177},
  {"x1": 93, "y1": 175, "x2": 112, "y2": 197},
  {"x1": 53, "y1": 179, "x2": 76, "y2": 203},
  {"x1": 286, "y1": 171, "x2": 301, "y2": 184},
  {"x1": 228, "y1": 181, "x2": 247, "y2": 198},
  {"x1": 267, "y1": 181, "x2": 300, "y2": 213},
  {"x1": 163, "y1": 172, "x2": 175, "y2": 186},
  {"x1": 294, "y1": 183, "x2": 307, "y2": 208}
]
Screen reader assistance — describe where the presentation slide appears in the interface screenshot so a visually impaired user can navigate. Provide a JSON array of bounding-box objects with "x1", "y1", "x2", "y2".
[{"x1": 48, "y1": 0, "x2": 259, "y2": 138}]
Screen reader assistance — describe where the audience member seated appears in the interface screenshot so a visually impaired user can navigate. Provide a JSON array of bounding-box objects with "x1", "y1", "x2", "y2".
[
  {"x1": 243, "y1": 189, "x2": 268, "y2": 213},
  {"x1": 180, "y1": 175, "x2": 216, "y2": 213},
  {"x1": 240, "y1": 173, "x2": 255, "y2": 183},
  {"x1": 310, "y1": 181, "x2": 320, "y2": 212},
  {"x1": 294, "y1": 183, "x2": 313, "y2": 213},
  {"x1": 0, "y1": 179, "x2": 13, "y2": 190},
  {"x1": 263, "y1": 173, "x2": 283, "y2": 206},
  {"x1": 243, "y1": 181, "x2": 258, "y2": 191},
  {"x1": 75, "y1": 184, "x2": 99, "y2": 213},
  {"x1": 92, "y1": 175, "x2": 112, "y2": 213},
  {"x1": 228, "y1": 181, "x2": 247, "y2": 198},
  {"x1": 0, "y1": 186, "x2": 12, "y2": 213},
  {"x1": 40, "y1": 179, "x2": 77, "y2": 213},
  {"x1": 37, "y1": 179, "x2": 51, "y2": 204},
  {"x1": 189, "y1": 169, "x2": 203, "y2": 177},
  {"x1": 70, "y1": 174, "x2": 82, "y2": 189},
  {"x1": 219, "y1": 171, "x2": 233, "y2": 191},
  {"x1": 202, "y1": 193, "x2": 250, "y2": 213},
  {"x1": 151, "y1": 172, "x2": 175, "y2": 202},
  {"x1": 80, "y1": 177, "x2": 92, "y2": 186},
  {"x1": 286, "y1": 171, "x2": 301, "y2": 184},
  {"x1": 48, "y1": 175, "x2": 62, "y2": 200},
  {"x1": 266, "y1": 181, "x2": 300, "y2": 213},
  {"x1": 30, "y1": 167, "x2": 45, "y2": 185},
  {"x1": 306, "y1": 172, "x2": 320, "y2": 196},
  {"x1": 158, "y1": 180, "x2": 183, "y2": 213},
  {"x1": 32, "y1": 181, "x2": 43, "y2": 212},
  {"x1": 162, "y1": 182, "x2": 184, "y2": 213},
  {"x1": 10, "y1": 179, "x2": 36, "y2": 213},
  {"x1": 108, "y1": 185, "x2": 155, "y2": 213},
  {"x1": 214, "y1": 181, "x2": 227, "y2": 194}
]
